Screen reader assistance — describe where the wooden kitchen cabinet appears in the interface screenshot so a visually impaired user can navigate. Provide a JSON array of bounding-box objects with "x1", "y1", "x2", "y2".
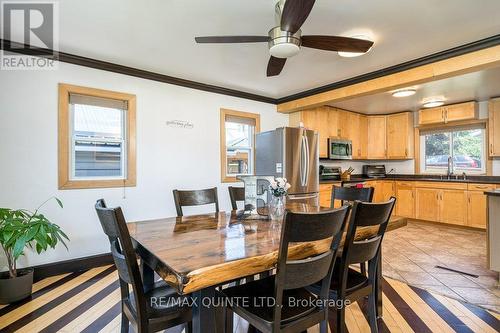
[
  {"x1": 289, "y1": 106, "x2": 338, "y2": 158},
  {"x1": 440, "y1": 189, "x2": 467, "y2": 225},
  {"x1": 386, "y1": 112, "x2": 414, "y2": 159},
  {"x1": 339, "y1": 111, "x2": 368, "y2": 160},
  {"x1": 367, "y1": 116, "x2": 387, "y2": 159},
  {"x1": 319, "y1": 183, "x2": 333, "y2": 208},
  {"x1": 489, "y1": 99, "x2": 500, "y2": 157},
  {"x1": 395, "y1": 182, "x2": 415, "y2": 218},
  {"x1": 467, "y1": 191, "x2": 488, "y2": 229},
  {"x1": 418, "y1": 101, "x2": 477, "y2": 125},
  {"x1": 415, "y1": 188, "x2": 440, "y2": 221},
  {"x1": 370, "y1": 180, "x2": 394, "y2": 202},
  {"x1": 418, "y1": 107, "x2": 445, "y2": 125}
]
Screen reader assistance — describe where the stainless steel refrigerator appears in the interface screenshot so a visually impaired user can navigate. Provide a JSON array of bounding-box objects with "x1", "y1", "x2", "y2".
[{"x1": 256, "y1": 127, "x2": 319, "y2": 205}]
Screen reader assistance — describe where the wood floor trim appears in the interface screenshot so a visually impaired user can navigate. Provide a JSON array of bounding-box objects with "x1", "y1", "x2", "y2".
[
  {"x1": 80, "y1": 301, "x2": 121, "y2": 333},
  {"x1": 0, "y1": 266, "x2": 115, "y2": 332},
  {"x1": 381, "y1": 278, "x2": 433, "y2": 333},
  {"x1": 409, "y1": 286, "x2": 474, "y2": 333},
  {"x1": 38, "y1": 279, "x2": 119, "y2": 333}
]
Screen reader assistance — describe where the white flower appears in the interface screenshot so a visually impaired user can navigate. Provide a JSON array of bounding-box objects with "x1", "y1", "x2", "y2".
[
  {"x1": 285, "y1": 183, "x2": 291, "y2": 190},
  {"x1": 277, "y1": 178, "x2": 286, "y2": 188},
  {"x1": 270, "y1": 180, "x2": 278, "y2": 189}
]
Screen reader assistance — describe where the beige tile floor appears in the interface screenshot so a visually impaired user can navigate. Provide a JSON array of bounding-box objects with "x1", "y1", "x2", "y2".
[{"x1": 382, "y1": 220, "x2": 500, "y2": 313}]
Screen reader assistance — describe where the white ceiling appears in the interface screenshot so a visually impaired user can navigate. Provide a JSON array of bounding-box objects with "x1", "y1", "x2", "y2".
[
  {"x1": 54, "y1": 0, "x2": 500, "y2": 99},
  {"x1": 329, "y1": 67, "x2": 500, "y2": 114}
]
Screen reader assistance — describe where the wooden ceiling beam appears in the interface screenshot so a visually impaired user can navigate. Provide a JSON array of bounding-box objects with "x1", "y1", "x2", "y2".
[{"x1": 277, "y1": 45, "x2": 500, "y2": 113}]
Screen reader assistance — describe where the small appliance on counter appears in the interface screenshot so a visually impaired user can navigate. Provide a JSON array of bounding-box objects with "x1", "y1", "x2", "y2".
[
  {"x1": 328, "y1": 137, "x2": 352, "y2": 160},
  {"x1": 319, "y1": 165, "x2": 341, "y2": 181},
  {"x1": 362, "y1": 165, "x2": 387, "y2": 178}
]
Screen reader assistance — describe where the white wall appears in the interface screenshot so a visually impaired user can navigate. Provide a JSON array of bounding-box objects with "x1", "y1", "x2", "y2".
[
  {"x1": 0, "y1": 63, "x2": 288, "y2": 268},
  {"x1": 319, "y1": 160, "x2": 415, "y2": 175}
]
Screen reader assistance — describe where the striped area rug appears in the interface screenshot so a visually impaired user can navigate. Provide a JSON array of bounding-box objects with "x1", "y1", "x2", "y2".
[{"x1": 0, "y1": 265, "x2": 498, "y2": 333}]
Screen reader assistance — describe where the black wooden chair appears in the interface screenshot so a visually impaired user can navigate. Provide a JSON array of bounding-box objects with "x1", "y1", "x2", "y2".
[
  {"x1": 228, "y1": 186, "x2": 245, "y2": 210},
  {"x1": 220, "y1": 206, "x2": 351, "y2": 333},
  {"x1": 173, "y1": 187, "x2": 219, "y2": 217},
  {"x1": 331, "y1": 185, "x2": 375, "y2": 276},
  {"x1": 320, "y1": 198, "x2": 396, "y2": 333},
  {"x1": 95, "y1": 199, "x2": 192, "y2": 333},
  {"x1": 330, "y1": 185, "x2": 374, "y2": 208}
]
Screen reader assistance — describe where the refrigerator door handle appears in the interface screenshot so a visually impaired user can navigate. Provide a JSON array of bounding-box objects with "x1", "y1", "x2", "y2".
[
  {"x1": 300, "y1": 135, "x2": 307, "y2": 186},
  {"x1": 287, "y1": 193, "x2": 319, "y2": 200},
  {"x1": 304, "y1": 133, "x2": 310, "y2": 186}
]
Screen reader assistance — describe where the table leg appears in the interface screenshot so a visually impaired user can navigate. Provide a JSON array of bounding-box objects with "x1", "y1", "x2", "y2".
[
  {"x1": 193, "y1": 287, "x2": 217, "y2": 333},
  {"x1": 376, "y1": 251, "x2": 383, "y2": 318},
  {"x1": 140, "y1": 258, "x2": 155, "y2": 290}
]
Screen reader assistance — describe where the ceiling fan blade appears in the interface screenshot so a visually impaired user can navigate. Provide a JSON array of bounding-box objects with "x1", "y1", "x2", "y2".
[
  {"x1": 301, "y1": 35, "x2": 374, "y2": 52},
  {"x1": 280, "y1": 0, "x2": 316, "y2": 33},
  {"x1": 267, "y1": 56, "x2": 287, "y2": 77},
  {"x1": 195, "y1": 36, "x2": 269, "y2": 43}
]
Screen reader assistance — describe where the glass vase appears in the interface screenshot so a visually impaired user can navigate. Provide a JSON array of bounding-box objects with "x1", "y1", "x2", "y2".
[{"x1": 269, "y1": 195, "x2": 285, "y2": 221}]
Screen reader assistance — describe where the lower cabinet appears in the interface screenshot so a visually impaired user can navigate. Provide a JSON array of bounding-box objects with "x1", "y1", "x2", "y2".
[
  {"x1": 415, "y1": 188, "x2": 440, "y2": 222},
  {"x1": 319, "y1": 184, "x2": 333, "y2": 208},
  {"x1": 467, "y1": 191, "x2": 487, "y2": 229},
  {"x1": 370, "y1": 180, "x2": 395, "y2": 202},
  {"x1": 440, "y1": 189, "x2": 467, "y2": 225},
  {"x1": 395, "y1": 182, "x2": 415, "y2": 218}
]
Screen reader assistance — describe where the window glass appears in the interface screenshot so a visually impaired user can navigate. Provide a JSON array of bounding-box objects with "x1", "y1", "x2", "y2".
[
  {"x1": 225, "y1": 121, "x2": 254, "y2": 176},
  {"x1": 71, "y1": 103, "x2": 126, "y2": 179},
  {"x1": 421, "y1": 127, "x2": 485, "y2": 173}
]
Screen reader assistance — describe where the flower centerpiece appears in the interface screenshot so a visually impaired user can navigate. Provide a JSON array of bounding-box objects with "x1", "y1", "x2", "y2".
[{"x1": 269, "y1": 177, "x2": 291, "y2": 221}]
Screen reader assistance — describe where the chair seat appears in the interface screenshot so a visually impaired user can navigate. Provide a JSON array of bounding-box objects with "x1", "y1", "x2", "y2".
[
  {"x1": 221, "y1": 276, "x2": 319, "y2": 325},
  {"x1": 128, "y1": 281, "x2": 191, "y2": 318},
  {"x1": 330, "y1": 267, "x2": 369, "y2": 294}
]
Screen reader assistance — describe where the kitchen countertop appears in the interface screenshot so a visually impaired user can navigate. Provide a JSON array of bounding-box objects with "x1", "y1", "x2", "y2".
[
  {"x1": 484, "y1": 189, "x2": 500, "y2": 196},
  {"x1": 320, "y1": 174, "x2": 500, "y2": 185}
]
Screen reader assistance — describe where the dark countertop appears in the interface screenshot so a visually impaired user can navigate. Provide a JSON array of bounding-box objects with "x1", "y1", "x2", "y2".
[
  {"x1": 484, "y1": 190, "x2": 500, "y2": 197},
  {"x1": 319, "y1": 174, "x2": 500, "y2": 185}
]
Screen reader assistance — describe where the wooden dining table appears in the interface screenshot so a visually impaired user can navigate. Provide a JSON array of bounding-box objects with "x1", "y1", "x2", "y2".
[{"x1": 128, "y1": 203, "x2": 407, "y2": 333}]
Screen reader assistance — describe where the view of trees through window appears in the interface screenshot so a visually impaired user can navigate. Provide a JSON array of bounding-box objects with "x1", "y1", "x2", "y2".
[
  {"x1": 225, "y1": 122, "x2": 254, "y2": 176},
  {"x1": 424, "y1": 128, "x2": 484, "y2": 171}
]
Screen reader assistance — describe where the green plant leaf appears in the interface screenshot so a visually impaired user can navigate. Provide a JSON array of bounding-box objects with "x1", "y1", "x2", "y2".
[
  {"x1": 12, "y1": 236, "x2": 27, "y2": 259},
  {"x1": 55, "y1": 197, "x2": 63, "y2": 209}
]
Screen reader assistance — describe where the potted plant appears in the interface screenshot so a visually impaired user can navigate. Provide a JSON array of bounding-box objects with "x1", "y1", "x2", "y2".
[{"x1": 0, "y1": 197, "x2": 68, "y2": 304}]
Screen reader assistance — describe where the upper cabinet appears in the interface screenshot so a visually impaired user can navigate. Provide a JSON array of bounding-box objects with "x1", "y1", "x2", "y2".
[
  {"x1": 489, "y1": 99, "x2": 500, "y2": 157},
  {"x1": 289, "y1": 107, "x2": 414, "y2": 160},
  {"x1": 386, "y1": 112, "x2": 414, "y2": 159},
  {"x1": 418, "y1": 101, "x2": 478, "y2": 125},
  {"x1": 367, "y1": 116, "x2": 387, "y2": 159}
]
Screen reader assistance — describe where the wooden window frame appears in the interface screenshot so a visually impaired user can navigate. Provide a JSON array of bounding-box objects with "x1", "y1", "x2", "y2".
[
  {"x1": 58, "y1": 83, "x2": 136, "y2": 189},
  {"x1": 414, "y1": 119, "x2": 492, "y2": 175},
  {"x1": 220, "y1": 108, "x2": 260, "y2": 183}
]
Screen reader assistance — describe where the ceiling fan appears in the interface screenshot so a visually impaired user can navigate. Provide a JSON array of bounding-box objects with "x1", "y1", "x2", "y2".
[{"x1": 195, "y1": 0, "x2": 374, "y2": 77}]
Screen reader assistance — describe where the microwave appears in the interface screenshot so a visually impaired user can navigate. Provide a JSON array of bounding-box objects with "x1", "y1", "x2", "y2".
[{"x1": 328, "y1": 137, "x2": 352, "y2": 160}]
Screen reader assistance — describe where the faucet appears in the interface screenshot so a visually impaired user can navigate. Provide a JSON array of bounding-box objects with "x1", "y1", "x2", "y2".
[{"x1": 447, "y1": 156, "x2": 453, "y2": 179}]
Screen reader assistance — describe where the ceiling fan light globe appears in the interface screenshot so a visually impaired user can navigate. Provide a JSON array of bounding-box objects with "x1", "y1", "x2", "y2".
[{"x1": 269, "y1": 43, "x2": 300, "y2": 58}]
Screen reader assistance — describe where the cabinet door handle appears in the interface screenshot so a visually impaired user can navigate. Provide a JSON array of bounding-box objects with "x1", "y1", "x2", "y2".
[
  {"x1": 405, "y1": 148, "x2": 408, "y2": 157},
  {"x1": 491, "y1": 143, "x2": 493, "y2": 155}
]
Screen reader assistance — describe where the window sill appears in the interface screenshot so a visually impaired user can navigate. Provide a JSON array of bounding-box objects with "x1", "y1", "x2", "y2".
[{"x1": 59, "y1": 179, "x2": 136, "y2": 190}]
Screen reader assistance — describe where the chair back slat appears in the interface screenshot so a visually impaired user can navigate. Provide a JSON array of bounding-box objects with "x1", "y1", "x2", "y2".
[
  {"x1": 95, "y1": 199, "x2": 120, "y2": 242},
  {"x1": 331, "y1": 186, "x2": 374, "y2": 207},
  {"x1": 352, "y1": 199, "x2": 394, "y2": 227},
  {"x1": 111, "y1": 240, "x2": 132, "y2": 284},
  {"x1": 347, "y1": 236, "x2": 383, "y2": 265},
  {"x1": 173, "y1": 187, "x2": 219, "y2": 217},
  {"x1": 277, "y1": 206, "x2": 350, "y2": 290},
  {"x1": 228, "y1": 186, "x2": 245, "y2": 210},
  {"x1": 283, "y1": 251, "x2": 334, "y2": 289}
]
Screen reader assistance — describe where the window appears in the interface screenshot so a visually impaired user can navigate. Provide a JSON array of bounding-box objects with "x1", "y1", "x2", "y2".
[
  {"x1": 58, "y1": 84, "x2": 136, "y2": 189},
  {"x1": 420, "y1": 125, "x2": 486, "y2": 174},
  {"x1": 220, "y1": 109, "x2": 260, "y2": 183}
]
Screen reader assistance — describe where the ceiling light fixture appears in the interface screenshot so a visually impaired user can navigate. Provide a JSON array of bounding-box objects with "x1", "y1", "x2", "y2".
[
  {"x1": 422, "y1": 97, "x2": 445, "y2": 108},
  {"x1": 392, "y1": 88, "x2": 417, "y2": 98},
  {"x1": 338, "y1": 35, "x2": 373, "y2": 57}
]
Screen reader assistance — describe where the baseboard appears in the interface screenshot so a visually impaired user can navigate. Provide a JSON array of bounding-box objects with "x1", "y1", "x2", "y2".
[{"x1": 32, "y1": 253, "x2": 113, "y2": 282}]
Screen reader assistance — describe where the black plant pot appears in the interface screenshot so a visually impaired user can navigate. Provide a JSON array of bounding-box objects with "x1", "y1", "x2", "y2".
[{"x1": 0, "y1": 268, "x2": 34, "y2": 304}]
